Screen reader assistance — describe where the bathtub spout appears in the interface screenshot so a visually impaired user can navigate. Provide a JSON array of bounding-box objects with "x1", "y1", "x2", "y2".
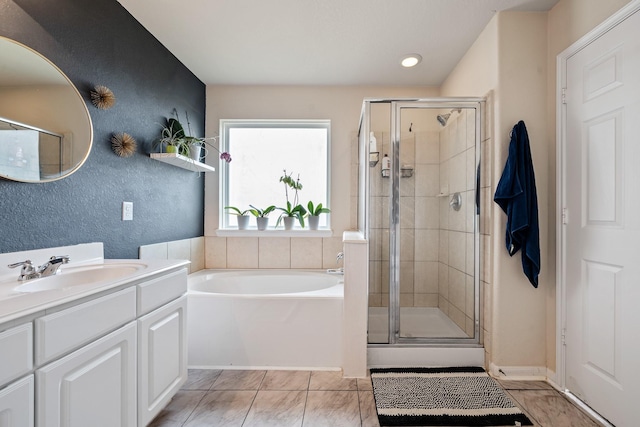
[{"x1": 326, "y1": 268, "x2": 344, "y2": 275}]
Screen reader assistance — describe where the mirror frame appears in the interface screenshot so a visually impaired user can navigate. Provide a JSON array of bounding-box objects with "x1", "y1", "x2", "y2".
[{"x1": 0, "y1": 36, "x2": 93, "y2": 183}]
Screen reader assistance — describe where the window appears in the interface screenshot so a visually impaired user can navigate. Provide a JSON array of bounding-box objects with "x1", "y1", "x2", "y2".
[{"x1": 220, "y1": 120, "x2": 330, "y2": 230}]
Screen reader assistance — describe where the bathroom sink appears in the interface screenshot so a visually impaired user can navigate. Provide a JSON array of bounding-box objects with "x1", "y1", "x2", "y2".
[{"x1": 10, "y1": 263, "x2": 146, "y2": 293}]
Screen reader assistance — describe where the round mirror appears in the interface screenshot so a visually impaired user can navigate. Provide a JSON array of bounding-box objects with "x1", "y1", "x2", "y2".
[{"x1": 0, "y1": 37, "x2": 93, "y2": 183}]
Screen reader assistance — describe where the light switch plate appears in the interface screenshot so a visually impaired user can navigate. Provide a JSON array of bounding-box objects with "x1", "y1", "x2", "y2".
[{"x1": 122, "y1": 201, "x2": 133, "y2": 221}]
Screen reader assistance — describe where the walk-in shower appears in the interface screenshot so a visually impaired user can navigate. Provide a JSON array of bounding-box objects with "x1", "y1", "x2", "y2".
[{"x1": 358, "y1": 99, "x2": 484, "y2": 360}]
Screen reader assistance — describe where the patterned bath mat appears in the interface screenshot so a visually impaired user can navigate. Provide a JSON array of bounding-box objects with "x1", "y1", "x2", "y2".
[{"x1": 370, "y1": 367, "x2": 533, "y2": 426}]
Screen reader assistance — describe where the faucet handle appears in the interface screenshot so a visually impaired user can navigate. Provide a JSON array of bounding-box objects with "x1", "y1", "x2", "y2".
[
  {"x1": 8, "y1": 260, "x2": 37, "y2": 280},
  {"x1": 8, "y1": 260, "x2": 34, "y2": 270},
  {"x1": 336, "y1": 252, "x2": 344, "y2": 263}
]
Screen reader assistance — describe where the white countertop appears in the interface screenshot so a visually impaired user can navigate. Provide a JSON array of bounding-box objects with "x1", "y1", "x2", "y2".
[{"x1": 0, "y1": 257, "x2": 189, "y2": 325}]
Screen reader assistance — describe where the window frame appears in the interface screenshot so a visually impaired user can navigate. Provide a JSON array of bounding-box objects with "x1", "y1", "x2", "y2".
[{"x1": 219, "y1": 119, "x2": 331, "y2": 231}]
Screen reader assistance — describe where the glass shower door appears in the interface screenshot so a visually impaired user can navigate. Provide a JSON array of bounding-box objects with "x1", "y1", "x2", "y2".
[{"x1": 365, "y1": 99, "x2": 482, "y2": 345}]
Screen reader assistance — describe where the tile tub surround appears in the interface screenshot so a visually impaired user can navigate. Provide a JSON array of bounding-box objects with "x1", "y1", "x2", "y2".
[
  {"x1": 149, "y1": 370, "x2": 605, "y2": 427},
  {"x1": 204, "y1": 236, "x2": 344, "y2": 270},
  {"x1": 139, "y1": 237, "x2": 205, "y2": 274}
]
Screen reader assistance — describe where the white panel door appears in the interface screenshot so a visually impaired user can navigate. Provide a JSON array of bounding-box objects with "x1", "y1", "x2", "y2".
[{"x1": 563, "y1": 6, "x2": 640, "y2": 426}]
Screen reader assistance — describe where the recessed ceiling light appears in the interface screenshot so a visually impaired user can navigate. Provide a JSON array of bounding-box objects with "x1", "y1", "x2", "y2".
[{"x1": 401, "y1": 54, "x2": 422, "y2": 68}]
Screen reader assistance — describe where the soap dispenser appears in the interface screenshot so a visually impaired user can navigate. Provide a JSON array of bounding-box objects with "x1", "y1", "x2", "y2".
[
  {"x1": 369, "y1": 132, "x2": 377, "y2": 153},
  {"x1": 369, "y1": 132, "x2": 379, "y2": 167},
  {"x1": 381, "y1": 154, "x2": 391, "y2": 178}
]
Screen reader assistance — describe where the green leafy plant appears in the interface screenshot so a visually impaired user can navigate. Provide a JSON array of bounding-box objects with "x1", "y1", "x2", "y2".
[
  {"x1": 154, "y1": 118, "x2": 188, "y2": 153},
  {"x1": 276, "y1": 202, "x2": 307, "y2": 228},
  {"x1": 224, "y1": 206, "x2": 250, "y2": 216},
  {"x1": 307, "y1": 201, "x2": 330, "y2": 216},
  {"x1": 276, "y1": 170, "x2": 306, "y2": 227},
  {"x1": 249, "y1": 205, "x2": 276, "y2": 218},
  {"x1": 154, "y1": 111, "x2": 232, "y2": 162}
]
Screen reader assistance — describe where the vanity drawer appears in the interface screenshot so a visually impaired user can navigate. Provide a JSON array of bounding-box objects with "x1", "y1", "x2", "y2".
[
  {"x1": 0, "y1": 323, "x2": 33, "y2": 387},
  {"x1": 137, "y1": 268, "x2": 187, "y2": 316},
  {"x1": 35, "y1": 286, "x2": 136, "y2": 365}
]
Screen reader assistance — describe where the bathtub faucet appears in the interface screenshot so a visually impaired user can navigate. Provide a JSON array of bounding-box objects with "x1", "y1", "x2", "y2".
[{"x1": 328, "y1": 252, "x2": 344, "y2": 274}]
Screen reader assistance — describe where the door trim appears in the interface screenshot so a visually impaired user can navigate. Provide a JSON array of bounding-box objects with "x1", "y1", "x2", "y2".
[{"x1": 556, "y1": 0, "x2": 640, "y2": 394}]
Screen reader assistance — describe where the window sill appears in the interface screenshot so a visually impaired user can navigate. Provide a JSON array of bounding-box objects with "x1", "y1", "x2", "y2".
[{"x1": 215, "y1": 229, "x2": 333, "y2": 238}]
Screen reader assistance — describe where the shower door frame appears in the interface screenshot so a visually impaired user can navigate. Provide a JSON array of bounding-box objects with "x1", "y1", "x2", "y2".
[{"x1": 373, "y1": 98, "x2": 485, "y2": 347}]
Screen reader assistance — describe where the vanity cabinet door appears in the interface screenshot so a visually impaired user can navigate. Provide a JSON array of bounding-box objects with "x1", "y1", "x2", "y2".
[
  {"x1": 0, "y1": 375, "x2": 34, "y2": 427},
  {"x1": 137, "y1": 295, "x2": 187, "y2": 426},
  {"x1": 36, "y1": 322, "x2": 136, "y2": 427}
]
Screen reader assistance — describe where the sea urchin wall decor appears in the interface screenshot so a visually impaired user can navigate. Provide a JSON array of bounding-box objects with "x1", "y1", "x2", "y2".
[
  {"x1": 111, "y1": 132, "x2": 137, "y2": 157},
  {"x1": 90, "y1": 84, "x2": 116, "y2": 109}
]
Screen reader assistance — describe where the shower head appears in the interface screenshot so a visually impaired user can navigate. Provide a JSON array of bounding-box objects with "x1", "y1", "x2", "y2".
[
  {"x1": 437, "y1": 113, "x2": 451, "y2": 126},
  {"x1": 436, "y1": 108, "x2": 462, "y2": 126}
]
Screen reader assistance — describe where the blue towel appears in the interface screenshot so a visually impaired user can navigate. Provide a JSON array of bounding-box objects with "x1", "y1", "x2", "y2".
[{"x1": 494, "y1": 121, "x2": 540, "y2": 288}]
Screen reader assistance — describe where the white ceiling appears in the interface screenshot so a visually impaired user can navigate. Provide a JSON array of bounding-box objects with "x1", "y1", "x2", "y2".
[{"x1": 117, "y1": 0, "x2": 559, "y2": 86}]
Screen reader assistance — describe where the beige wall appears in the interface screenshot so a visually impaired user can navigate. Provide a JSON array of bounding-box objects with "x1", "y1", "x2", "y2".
[
  {"x1": 442, "y1": 12, "x2": 549, "y2": 372},
  {"x1": 204, "y1": 85, "x2": 437, "y2": 267},
  {"x1": 441, "y1": 17, "x2": 499, "y2": 370},
  {"x1": 203, "y1": 0, "x2": 634, "y2": 375},
  {"x1": 442, "y1": 1, "x2": 633, "y2": 375}
]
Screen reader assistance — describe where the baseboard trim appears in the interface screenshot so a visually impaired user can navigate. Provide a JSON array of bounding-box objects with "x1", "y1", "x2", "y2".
[{"x1": 488, "y1": 363, "x2": 547, "y2": 380}]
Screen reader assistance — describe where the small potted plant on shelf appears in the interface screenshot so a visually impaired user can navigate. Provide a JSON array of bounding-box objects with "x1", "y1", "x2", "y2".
[
  {"x1": 276, "y1": 170, "x2": 306, "y2": 229},
  {"x1": 154, "y1": 110, "x2": 232, "y2": 164},
  {"x1": 306, "y1": 201, "x2": 330, "y2": 230},
  {"x1": 224, "y1": 206, "x2": 251, "y2": 230},
  {"x1": 249, "y1": 205, "x2": 276, "y2": 231},
  {"x1": 155, "y1": 118, "x2": 187, "y2": 154}
]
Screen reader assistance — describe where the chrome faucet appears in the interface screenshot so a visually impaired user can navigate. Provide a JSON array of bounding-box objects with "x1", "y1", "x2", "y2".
[
  {"x1": 327, "y1": 252, "x2": 345, "y2": 274},
  {"x1": 8, "y1": 255, "x2": 70, "y2": 281},
  {"x1": 38, "y1": 255, "x2": 70, "y2": 277}
]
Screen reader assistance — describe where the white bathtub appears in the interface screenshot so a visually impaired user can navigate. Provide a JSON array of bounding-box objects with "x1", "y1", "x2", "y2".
[{"x1": 187, "y1": 269, "x2": 344, "y2": 370}]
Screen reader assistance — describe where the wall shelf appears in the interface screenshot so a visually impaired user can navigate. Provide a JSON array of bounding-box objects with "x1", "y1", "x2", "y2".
[{"x1": 150, "y1": 153, "x2": 215, "y2": 173}]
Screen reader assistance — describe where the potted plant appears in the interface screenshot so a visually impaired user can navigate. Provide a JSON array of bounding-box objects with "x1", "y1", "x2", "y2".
[
  {"x1": 155, "y1": 118, "x2": 188, "y2": 154},
  {"x1": 249, "y1": 204, "x2": 276, "y2": 231},
  {"x1": 224, "y1": 206, "x2": 250, "y2": 230},
  {"x1": 306, "y1": 201, "x2": 330, "y2": 230},
  {"x1": 276, "y1": 170, "x2": 306, "y2": 229},
  {"x1": 276, "y1": 202, "x2": 307, "y2": 230},
  {"x1": 155, "y1": 111, "x2": 232, "y2": 164}
]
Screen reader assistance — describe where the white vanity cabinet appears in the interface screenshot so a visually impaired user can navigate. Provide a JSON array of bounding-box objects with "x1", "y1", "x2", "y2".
[
  {"x1": 36, "y1": 322, "x2": 137, "y2": 427},
  {"x1": 0, "y1": 264, "x2": 188, "y2": 427},
  {"x1": 34, "y1": 286, "x2": 138, "y2": 427},
  {"x1": 0, "y1": 322, "x2": 35, "y2": 426},
  {"x1": 136, "y1": 269, "x2": 188, "y2": 427}
]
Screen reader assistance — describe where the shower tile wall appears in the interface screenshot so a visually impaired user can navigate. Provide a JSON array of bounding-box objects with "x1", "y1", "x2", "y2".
[
  {"x1": 368, "y1": 131, "x2": 391, "y2": 308},
  {"x1": 367, "y1": 108, "x2": 479, "y2": 339},
  {"x1": 437, "y1": 109, "x2": 477, "y2": 337},
  {"x1": 368, "y1": 129, "x2": 441, "y2": 310}
]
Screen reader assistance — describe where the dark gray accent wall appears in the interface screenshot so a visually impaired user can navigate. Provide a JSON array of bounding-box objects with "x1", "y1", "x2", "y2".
[{"x1": 0, "y1": 0, "x2": 206, "y2": 258}]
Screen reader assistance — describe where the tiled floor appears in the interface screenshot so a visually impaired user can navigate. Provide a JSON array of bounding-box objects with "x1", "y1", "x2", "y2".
[{"x1": 149, "y1": 370, "x2": 603, "y2": 427}]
